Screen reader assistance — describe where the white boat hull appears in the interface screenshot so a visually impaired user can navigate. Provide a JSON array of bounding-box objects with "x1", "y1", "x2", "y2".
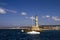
[{"x1": 27, "y1": 31, "x2": 40, "y2": 34}]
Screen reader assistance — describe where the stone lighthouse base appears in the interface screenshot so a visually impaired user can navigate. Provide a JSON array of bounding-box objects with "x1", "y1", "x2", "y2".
[{"x1": 31, "y1": 26, "x2": 40, "y2": 31}]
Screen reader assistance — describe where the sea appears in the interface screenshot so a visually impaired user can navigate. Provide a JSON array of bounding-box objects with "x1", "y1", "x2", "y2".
[{"x1": 0, "y1": 29, "x2": 60, "y2": 40}]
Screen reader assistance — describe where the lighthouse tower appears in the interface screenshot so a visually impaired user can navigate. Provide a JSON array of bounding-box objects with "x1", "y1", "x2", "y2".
[
  {"x1": 32, "y1": 16, "x2": 40, "y2": 31},
  {"x1": 35, "y1": 16, "x2": 38, "y2": 27}
]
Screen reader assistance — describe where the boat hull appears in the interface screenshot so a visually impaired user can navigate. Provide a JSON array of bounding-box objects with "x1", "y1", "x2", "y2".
[{"x1": 27, "y1": 31, "x2": 40, "y2": 34}]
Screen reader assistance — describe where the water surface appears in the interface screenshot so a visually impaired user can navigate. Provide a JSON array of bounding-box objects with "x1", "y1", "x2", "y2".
[{"x1": 0, "y1": 29, "x2": 60, "y2": 40}]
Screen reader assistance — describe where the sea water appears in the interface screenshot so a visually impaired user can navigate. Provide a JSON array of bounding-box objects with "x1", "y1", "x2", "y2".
[{"x1": 0, "y1": 29, "x2": 60, "y2": 40}]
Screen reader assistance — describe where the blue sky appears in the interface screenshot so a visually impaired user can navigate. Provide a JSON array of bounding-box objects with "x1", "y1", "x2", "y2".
[{"x1": 0, "y1": 0, "x2": 60, "y2": 26}]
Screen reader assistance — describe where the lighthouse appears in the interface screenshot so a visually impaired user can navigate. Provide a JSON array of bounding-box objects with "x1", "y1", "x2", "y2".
[
  {"x1": 35, "y1": 16, "x2": 38, "y2": 27},
  {"x1": 32, "y1": 16, "x2": 40, "y2": 31}
]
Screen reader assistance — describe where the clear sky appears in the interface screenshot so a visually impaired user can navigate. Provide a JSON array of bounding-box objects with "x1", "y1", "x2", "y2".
[{"x1": 0, "y1": 0, "x2": 60, "y2": 26}]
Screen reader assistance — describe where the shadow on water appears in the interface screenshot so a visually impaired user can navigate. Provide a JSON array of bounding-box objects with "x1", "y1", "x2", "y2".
[{"x1": 0, "y1": 29, "x2": 60, "y2": 40}]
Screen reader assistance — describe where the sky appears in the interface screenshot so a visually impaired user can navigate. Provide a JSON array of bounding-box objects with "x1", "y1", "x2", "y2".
[{"x1": 0, "y1": 0, "x2": 60, "y2": 26}]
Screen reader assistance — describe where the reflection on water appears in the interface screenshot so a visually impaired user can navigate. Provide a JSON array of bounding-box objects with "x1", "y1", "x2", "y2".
[
  {"x1": 27, "y1": 34, "x2": 40, "y2": 40},
  {"x1": 0, "y1": 29, "x2": 60, "y2": 40}
]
